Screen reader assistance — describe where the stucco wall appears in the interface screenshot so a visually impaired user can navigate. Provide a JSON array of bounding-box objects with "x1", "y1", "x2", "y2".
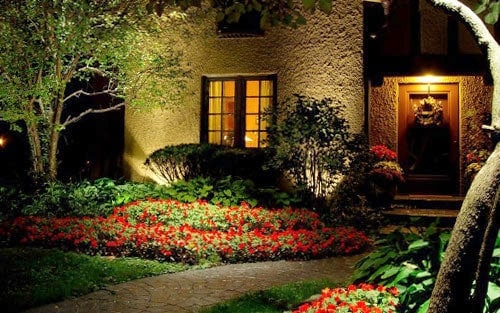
[
  {"x1": 124, "y1": 1, "x2": 365, "y2": 181},
  {"x1": 369, "y1": 76, "x2": 493, "y2": 193}
]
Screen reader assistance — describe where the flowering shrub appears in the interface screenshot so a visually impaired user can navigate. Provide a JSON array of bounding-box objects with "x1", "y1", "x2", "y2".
[
  {"x1": 368, "y1": 145, "x2": 404, "y2": 185},
  {"x1": 465, "y1": 149, "x2": 491, "y2": 181},
  {"x1": 0, "y1": 200, "x2": 372, "y2": 264},
  {"x1": 293, "y1": 283, "x2": 399, "y2": 313},
  {"x1": 369, "y1": 145, "x2": 398, "y2": 162}
]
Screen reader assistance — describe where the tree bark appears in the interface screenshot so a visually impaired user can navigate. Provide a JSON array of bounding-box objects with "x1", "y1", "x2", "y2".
[
  {"x1": 424, "y1": 1, "x2": 500, "y2": 312},
  {"x1": 428, "y1": 142, "x2": 500, "y2": 313}
]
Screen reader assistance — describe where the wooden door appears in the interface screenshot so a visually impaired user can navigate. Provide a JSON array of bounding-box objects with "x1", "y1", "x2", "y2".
[{"x1": 398, "y1": 83, "x2": 459, "y2": 195}]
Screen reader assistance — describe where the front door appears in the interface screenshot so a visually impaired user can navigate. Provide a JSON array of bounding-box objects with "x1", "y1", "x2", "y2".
[{"x1": 398, "y1": 83, "x2": 459, "y2": 195}]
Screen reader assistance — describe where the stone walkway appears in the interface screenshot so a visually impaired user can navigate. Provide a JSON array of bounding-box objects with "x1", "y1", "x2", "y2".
[{"x1": 24, "y1": 254, "x2": 366, "y2": 313}]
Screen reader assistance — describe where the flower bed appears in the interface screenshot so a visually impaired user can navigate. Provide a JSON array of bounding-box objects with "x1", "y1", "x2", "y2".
[
  {"x1": 0, "y1": 200, "x2": 372, "y2": 264},
  {"x1": 293, "y1": 283, "x2": 399, "y2": 313}
]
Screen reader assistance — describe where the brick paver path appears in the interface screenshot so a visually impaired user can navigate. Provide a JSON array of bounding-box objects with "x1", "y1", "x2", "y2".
[{"x1": 24, "y1": 254, "x2": 366, "y2": 313}]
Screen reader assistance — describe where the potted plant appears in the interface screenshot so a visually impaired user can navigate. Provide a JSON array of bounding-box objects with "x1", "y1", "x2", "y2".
[
  {"x1": 465, "y1": 148, "x2": 491, "y2": 187},
  {"x1": 365, "y1": 145, "x2": 404, "y2": 208}
]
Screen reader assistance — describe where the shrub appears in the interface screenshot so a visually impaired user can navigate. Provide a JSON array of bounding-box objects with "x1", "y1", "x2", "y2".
[
  {"x1": 266, "y1": 94, "x2": 359, "y2": 208},
  {"x1": 144, "y1": 143, "x2": 218, "y2": 184},
  {"x1": 144, "y1": 143, "x2": 279, "y2": 186}
]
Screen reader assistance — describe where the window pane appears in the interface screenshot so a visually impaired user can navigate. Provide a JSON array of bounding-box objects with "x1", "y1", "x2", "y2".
[
  {"x1": 208, "y1": 115, "x2": 221, "y2": 130},
  {"x1": 222, "y1": 114, "x2": 234, "y2": 131},
  {"x1": 246, "y1": 114, "x2": 259, "y2": 130},
  {"x1": 210, "y1": 81, "x2": 222, "y2": 96},
  {"x1": 261, "y1": 80, "x2": 273, "y2": 96},
  {"x1": 259, "y1": 132, "x2": 268, "y2": 147},
  {"x1": 223, "y1": 98, "x2": 235, "y2": 113},
  {"x1": 208, "y1": 131, "x2": 221, "y2": 144},
  {"x1": 223, "y1": 81, "x2": 235, "y2": 97},
  {"x1": 222, "y1": 131, "x2": 234, "y2": 146},
  {"x1": 260, "y1": 116, "x2": 268, "y2": 130},
  {"x1": 246, "y1": 98, "x2": 259, "y2": 113},
  {"x1": 245, "y1": 131, "x2": 258, "y2": 148},
  {"x1": 246, "y1": 80, "x2": 260, "y2": 97},
  {"x1": 260, "y1": 97, "x2": 271, "y2": 112},
  {"x1": 209, "y1": 98, "x2": 221, "y2": 114}
]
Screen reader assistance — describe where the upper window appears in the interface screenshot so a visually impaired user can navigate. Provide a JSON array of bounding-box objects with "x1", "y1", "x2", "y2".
[{"x1": 201, "y1": 75, "x2": 276, "y2": 148}]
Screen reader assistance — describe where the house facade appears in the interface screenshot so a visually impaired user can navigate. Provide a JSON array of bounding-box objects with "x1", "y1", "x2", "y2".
[{"x1": 124, "y1": 0, "x2": 494, "y2": 197}]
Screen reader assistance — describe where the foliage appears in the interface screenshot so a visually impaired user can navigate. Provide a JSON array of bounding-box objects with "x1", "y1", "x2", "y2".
[
  {"x1": 0, "y1": 200, "x2": 372, "y2": 265},
  {"x1": 351, "y1": 221, "x2": 448, "y2": 313},
  {"x1": 145, "y1": 143, "x2": 279, "y2": 186},
  {"x1": 21, "y1": 178, "x2": 120, "y2": 217},
  {"x1": 368, "y1": 145, "x2": 404, "y2": 185},
  {"x1": 266, "y1": 94, "x2": 357, "y2": 206},
  {"x1": 9, "y1": 176, "x2": 299, "y2": 218},
  {"x1": 0, "y1": 0, "x2": 189, "y2": 180},
  {"x1": 352, "y1": 221, "x2": 500, "y2": 313},
  {"x1": 292, "y1": 283, "x2": 400, "y2": 313},
  {"x1": 0, "y1": 247, "x2": 190, "y2": 313},
  {"x1": 201, "y1": 278, "x2": 340, "y2": 313},
  {"x1": 475, "y1": 0, "x2": 500, "y2": 24},
  {"x1": 465, "y1": 149, "x2": 492, "y2": 182},
  {"x1": 145, "y1": 143, "x2": 218, "y2": 184}
]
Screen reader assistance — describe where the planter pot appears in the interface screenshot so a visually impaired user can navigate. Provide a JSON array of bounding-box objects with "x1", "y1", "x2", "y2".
[{"x1": 366, "y1": 180, "x2": 397, "y2": 208}]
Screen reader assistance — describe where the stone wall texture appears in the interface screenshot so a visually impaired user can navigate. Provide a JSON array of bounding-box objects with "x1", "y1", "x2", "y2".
[
  {"x1": 124, "y1": 0, "x2": 365, "y2": 181},
  {"x1": 369, "y1": 76, "x2": 493, "y2": 193}
]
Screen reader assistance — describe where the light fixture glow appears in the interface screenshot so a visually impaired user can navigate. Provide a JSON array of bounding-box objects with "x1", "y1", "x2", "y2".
[
  {"x1": 0, "y1": 136, "x2": 5, "y2": 147},
  {"x1": 421, "y1": 74, "x2": 439, "y2": 84}
]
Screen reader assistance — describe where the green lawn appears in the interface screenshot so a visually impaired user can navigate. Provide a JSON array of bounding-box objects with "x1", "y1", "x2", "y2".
[
  {"x1": 199, "y1": 279, "x2": 340, "y2": 313},
  {"x1": 0, "y1": 247, "x2": 193, "y2": 313}
]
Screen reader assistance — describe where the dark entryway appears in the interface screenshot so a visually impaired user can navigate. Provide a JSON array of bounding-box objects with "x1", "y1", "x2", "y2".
[{"x1": 398, "y1": 83, "x2": 459, "y2": 195}]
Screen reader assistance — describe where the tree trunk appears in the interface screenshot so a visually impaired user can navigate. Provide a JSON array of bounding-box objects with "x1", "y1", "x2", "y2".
[
  {"x1": 428, "y1": 142, "x2": 500, "y2": 313},
  {"x1": 423, "y1": 1, "x2": 500, "y2": 312},
  {"x1": 26, "y1": 120, "x2": 44, "y2": 178}
]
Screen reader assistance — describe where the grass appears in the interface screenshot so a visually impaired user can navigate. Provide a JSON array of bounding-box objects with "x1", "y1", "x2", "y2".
[
  {"x1": 199, "y1": 278, "x2": 340, "y2": 313},
  {"x1": 0, "y1": 247, "x2": 193, "y2": 313}
]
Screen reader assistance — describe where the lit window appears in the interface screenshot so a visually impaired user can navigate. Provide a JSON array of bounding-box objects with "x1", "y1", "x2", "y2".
[{"x1": 201, "y1": 75, "x2": 276, "y2": 148}]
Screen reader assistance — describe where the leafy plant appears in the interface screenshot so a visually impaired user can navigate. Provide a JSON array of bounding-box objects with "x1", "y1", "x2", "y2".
[
  {"x1": 145, "y1": 144, "x2": 279, "y2": 186},
  {"x1": 1, "y1": 200, "x2": 372, "y2": 264},
  {"x1": 352, "y1": 221, "x2": 500, "y2": 313},
  {"x1": 266, "y1": 94, "x2": 358, "y2": 207},
  {"x1": 291, "y1": 283, "x2": 399, "y2": 313},
  {"x1": 351, "y1": 220, "x2": 448, "y2": 313}
]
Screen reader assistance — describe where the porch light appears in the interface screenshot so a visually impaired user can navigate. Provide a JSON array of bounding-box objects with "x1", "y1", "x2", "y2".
[
  {"x1": 0, "y1": 136, "x2": 5, "y2": 148},
  {"x1": 421, "y1": 74, "x2": 439, "y2": 84}
]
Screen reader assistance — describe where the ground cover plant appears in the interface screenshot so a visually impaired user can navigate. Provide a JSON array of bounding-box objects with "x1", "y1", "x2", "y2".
[
  {"x1": 0, "y1": 200, "x2": 372, "y2": 265},
  {"x1": 292, "y1": 283, "x2": 400, "y2": 313},
  {"x1": 1, "y1": 176, "x2": 298, "y2": 220},
  {"x1": 351, "y1": 221, "x2": 500, "y2": 313},
  {"x1": 0, "y1": 247, "x2": 190, "y2": 313}
]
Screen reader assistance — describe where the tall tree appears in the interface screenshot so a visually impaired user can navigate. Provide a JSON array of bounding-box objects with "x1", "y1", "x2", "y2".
[
  {"x1": 421, "y1": 2, "x2": 500, "y2": 313},
  {"x1": 0, "y1": 0, "x2": 188, "y2": 181}
]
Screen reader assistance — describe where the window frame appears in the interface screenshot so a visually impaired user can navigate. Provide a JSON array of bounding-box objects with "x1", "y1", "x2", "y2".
[{"x1": 200, "y1": 74, "x2": 277, "y2": 148}]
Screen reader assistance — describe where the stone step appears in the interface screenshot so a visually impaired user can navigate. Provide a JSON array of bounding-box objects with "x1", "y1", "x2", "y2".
[{"x1": 382, "y1": 194, "x2": 463, "y2": 227}]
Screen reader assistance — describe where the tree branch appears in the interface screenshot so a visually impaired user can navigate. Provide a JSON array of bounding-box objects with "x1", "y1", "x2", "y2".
[
  {"x1": 63, "y1": 89, "x2": 121, "y2": 103},
  {"x1": 62, "y1": 102, "x2": 125, "y2": 127}
]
